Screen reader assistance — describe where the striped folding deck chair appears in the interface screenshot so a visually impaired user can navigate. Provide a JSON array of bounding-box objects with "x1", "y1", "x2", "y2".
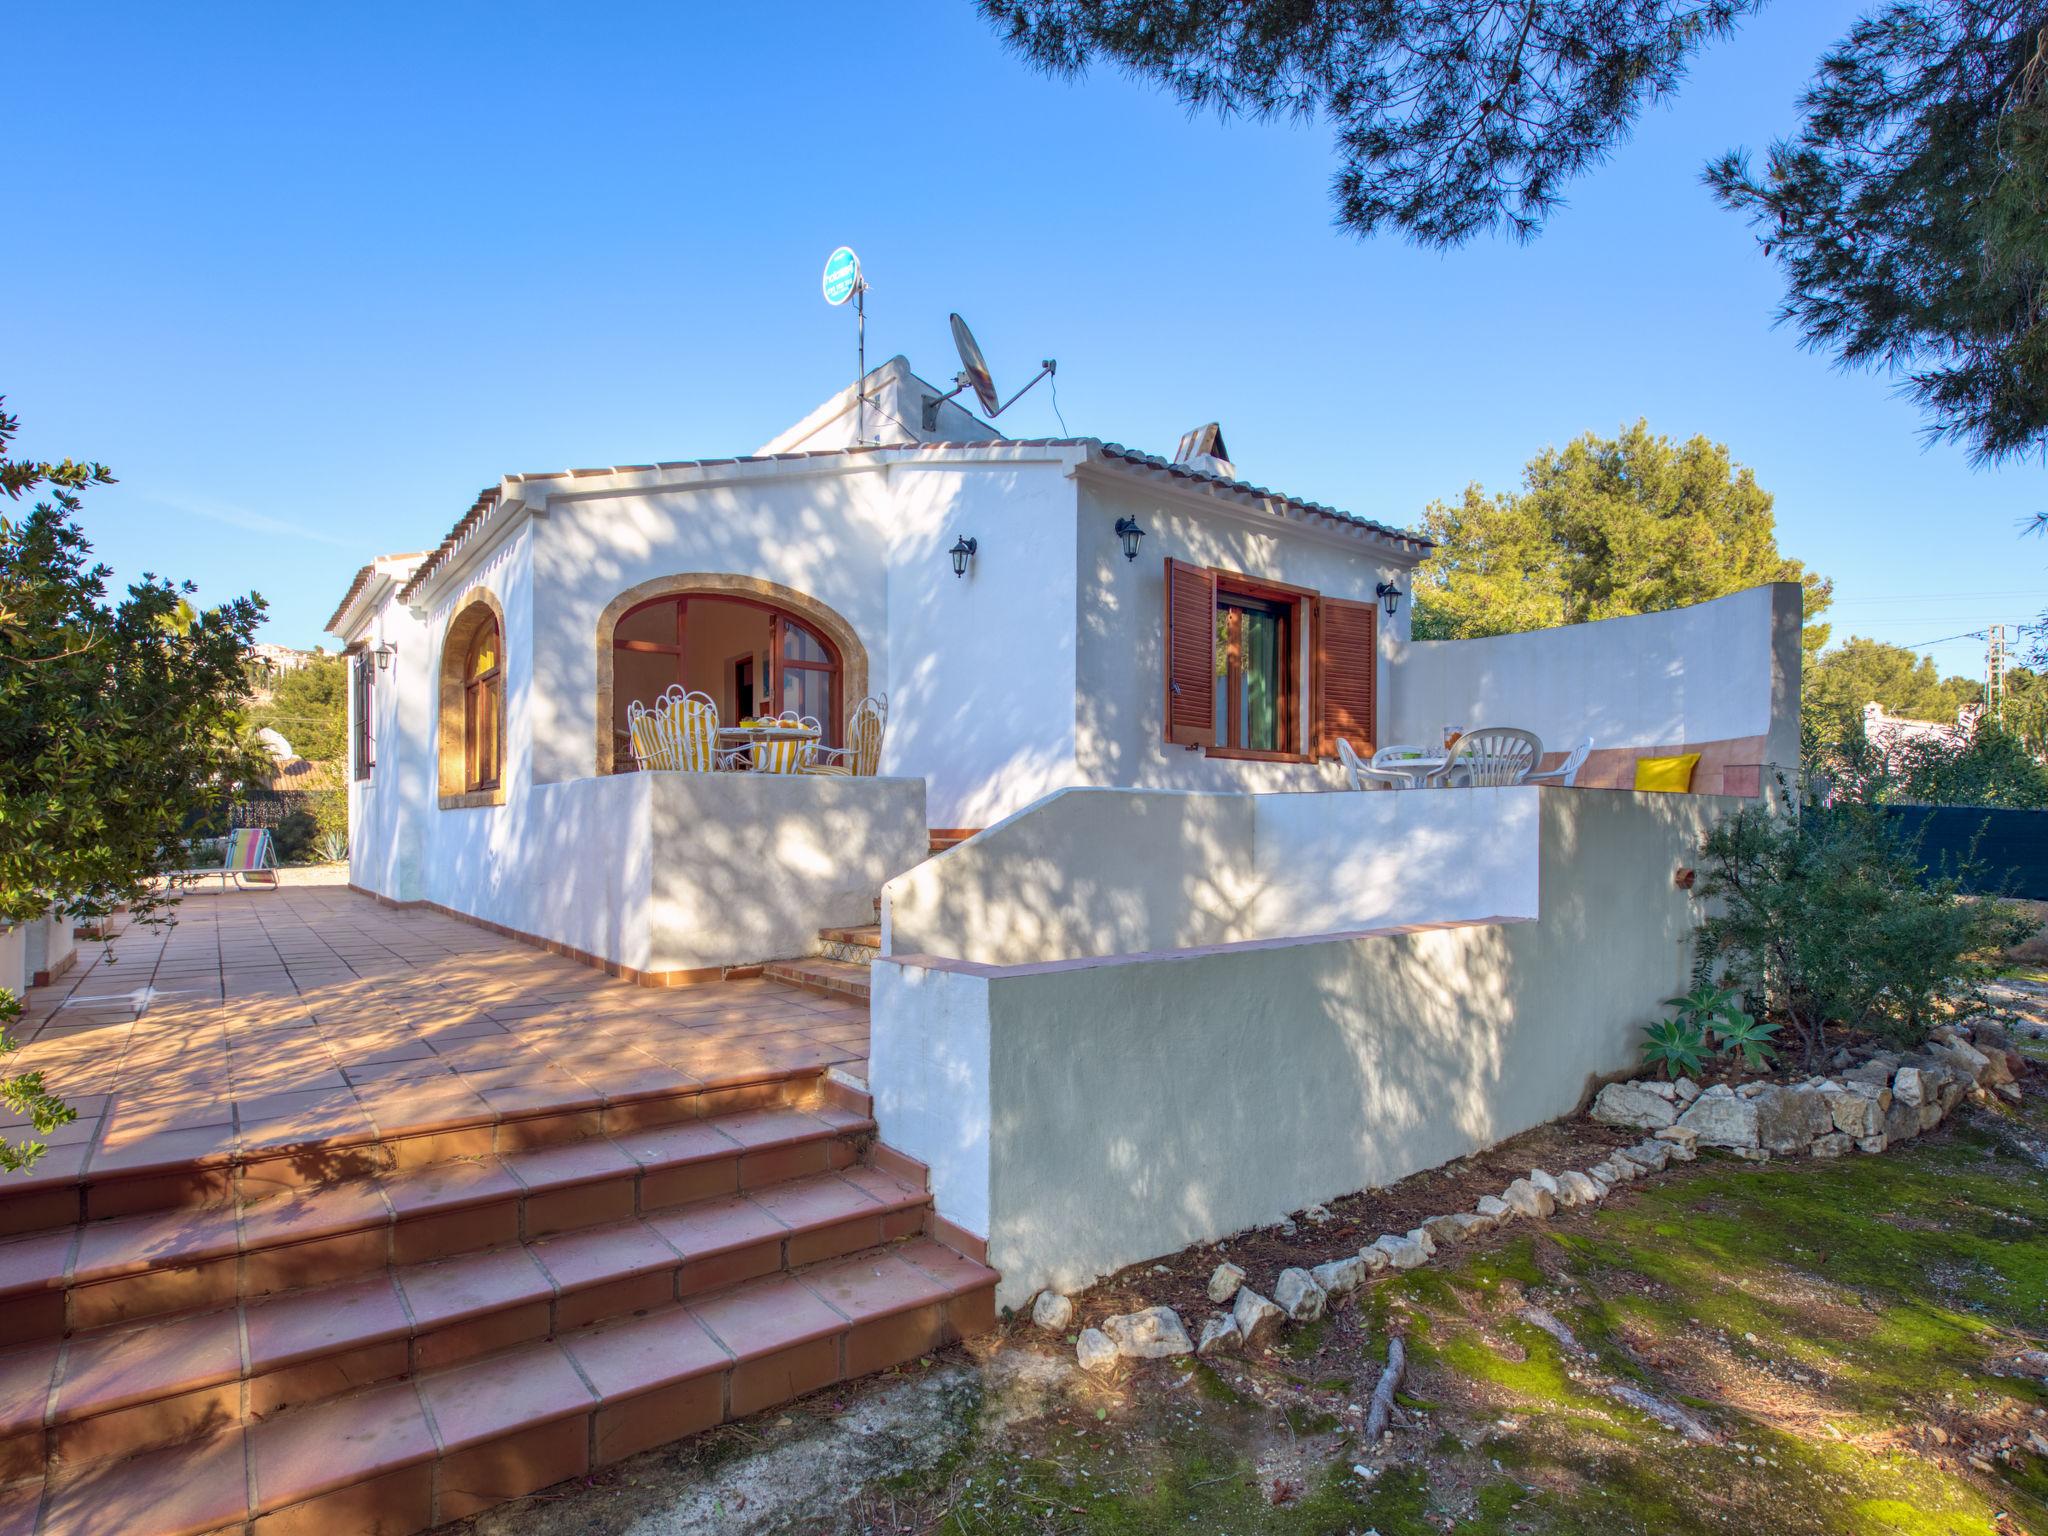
[{"x1": 178, "y1": 828, "x2": 279, "y2": 891}]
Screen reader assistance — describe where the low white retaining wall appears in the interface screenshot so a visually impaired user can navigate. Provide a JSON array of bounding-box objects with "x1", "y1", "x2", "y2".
[
  {"x1": 885, "y1": 785, "x2": 1543, "y2": 966},
  {"x1": 417, "y1": 771, "x2": 928, "y2": 977},
  {"x1": 872, "y1": 787, "x2": 1727, "y2": 1307},
  {"x1": 24, "y1": 911, "x2": 76, "y2": 987}
]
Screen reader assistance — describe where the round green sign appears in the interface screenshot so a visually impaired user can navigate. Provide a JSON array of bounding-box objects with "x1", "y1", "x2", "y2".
[{"x1": 822, "y1": 246, "x2": 860, "y2": 306}]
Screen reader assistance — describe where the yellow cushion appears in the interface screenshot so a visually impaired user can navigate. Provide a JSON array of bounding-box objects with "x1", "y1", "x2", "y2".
[{"x1": 1634, "y1": 753, "x2": 1701, "y2": 793}]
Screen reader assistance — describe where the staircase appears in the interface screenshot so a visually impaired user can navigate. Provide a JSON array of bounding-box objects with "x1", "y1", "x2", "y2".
[{"x1": 0, "y1": 1067, "x2": 994, "y2": 1536}]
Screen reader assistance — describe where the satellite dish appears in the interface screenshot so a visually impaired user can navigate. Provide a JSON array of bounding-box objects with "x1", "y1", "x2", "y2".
[{"x1": 949, "y1": 314, "x2": 1001, "y2": 417}]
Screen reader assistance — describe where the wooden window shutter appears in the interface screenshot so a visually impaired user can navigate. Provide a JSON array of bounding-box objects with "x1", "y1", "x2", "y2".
[
  {"x1": 1317, "y1": 597, "x2": 1377, "y2": 759},
  {"x1": 1163, "y1": 558, "x2": 1217, "y2": 748}
]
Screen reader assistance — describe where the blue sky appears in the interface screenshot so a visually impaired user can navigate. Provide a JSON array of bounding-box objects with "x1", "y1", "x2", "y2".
[{"x1": 7, "y1": 1, "x2": 2041, "y2": 680}]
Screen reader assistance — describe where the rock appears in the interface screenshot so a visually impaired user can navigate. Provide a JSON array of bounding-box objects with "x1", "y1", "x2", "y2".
[
  {"x1": 1856, "y1": 1134, "x2": 1888, "y2": 1154},
  {"x1": 1656, "y1": 1132, "x2": 1698, "y2": 1162},
  {"x1": 1102, "y1": 1306, "x2": 1194, "y2": 1359},
  {"x1": 1591, "y1": 1082, "x2": 1679, "y2": 1129},
  {"x1": 1405, "y1": 1227, "x2": 1438, "y2": 1259},
  {"x1": 1303, "y1": 1203, "x2": 1336, "y2": 1225},
  {"x1": 1419, "y1": 1212, "x2": 1473, "y2": 1246},
  {"x1": 1031, "y1": 1290, "x2": 1075, "y2": 1332},
  {"x1": 1528, "y1": 1168, "x2": 1561, "y2": 1196},
  {"x1": 1883, "y1": 1096, "x2": 1922, "y2": 1143},
  {"x1": 1842, "y1": 1061, "x2": 1893, "y2": 1088},
  {"x1": 1355, "y1": 1244, "x2": 1392, "y2": 1275},
  {"x1": 1076, "y1": 1328, "x2": 1118, "y2": 1373},
  {"x1": 1821, "y1": 1082, "x2": 1887, "y2": 1138},
  {"x1": 1501, "y1": 1178, "x2": 1556, "y2": 1219},
  {"x1": 1273, "y1": 1268, "x2": 1327, "y2": 1323},
  {"x1": 1997, "y1": 1081, "x2": 2023, "y2": 1104},
  {"x1": 1312, "y1": 1255, "x2": 1369, "y2": 1295},
  {"x1": 1557, "y1": 1170, "x2": 1605, "y2": 1206},
  {"x1": 1590, "y1": 1158, "x2": 1634, "y2": 1185},
  {"x1": 1207, "y1": 1262, "x2": 1246, "y2": 1304},
  {"x1": 1233, "y1": 1288, "x2": 1284, "y2": 1347},
  {"x1": 1738, "y1": 1081, "x2": 1768, "y2": 1099},
  {"x1": 1443, "y1": 1210, "x2": 1498, "y2": 1239},
  {"x1": 1475, "y1": 1194, "x2": 1513, "y2": 1221},
  {"x1": 1930, "y1": 1036, "x2": 1994, "y2": 1086},
  {"x1": 1808, "y1": 1132, "x2": 1853, "y2": 1158},
  {"x1": 1674, "y1": 1076, "x2": 1702, "y2": 1103},
  {"x1": 1677, "y1": 1088, "x2": 1760, "y2": 1149},
  {"x1": 1196, "y1": 1313, "x2": 1242, "y2": 1355},
  {"x1": 1754, "y1": 1084, "x2": 1836, "y2": 1154},
  {"x1": 1371, "y1": 1233, "x2": 1432, "y2": 1269},
  {"x1": 1893, "y1": 1066, "x2": 1926, "y2": 1106},
  {"x1": 1730, "y1": 1146, "x2": 1772, "y2": 1162},
  {"x1": 1623, "y1": 1140, "x2": 1673, "y2": 1172}
]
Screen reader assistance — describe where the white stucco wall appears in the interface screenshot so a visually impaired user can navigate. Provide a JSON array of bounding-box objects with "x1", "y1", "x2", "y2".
[
  {"x1": 885, "y1": 784, "x2": 1542, "y2": 966},
  {"x1": 345, "y1": 587, "x2": 432, "y2": 903},
  {"x1": 1074, "y1": 476, "x2": 1421, "y2": 799},
  {"x1": 1385, "y1": 583, "x2": 1802, "y2": 768},
  {"x1": 24, "y1": 910, "x2": 76, "y2": 985},
  {"x1": 0, "y1": 924, "x2": 27, "y2": 1000},
  {"x1": 872, "y1": 787, "x2": 1720, "y2": 1305}
]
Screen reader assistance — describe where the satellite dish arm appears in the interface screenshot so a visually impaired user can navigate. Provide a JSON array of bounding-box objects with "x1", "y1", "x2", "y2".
[{"x1": 993, "y1": 359, "x2": 1056, "y2": 419}]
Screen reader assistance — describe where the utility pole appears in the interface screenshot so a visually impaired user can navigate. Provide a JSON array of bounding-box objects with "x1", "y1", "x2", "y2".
[{"x1": 1987, "y1": 623, "x2": 2011, "y2": 723}]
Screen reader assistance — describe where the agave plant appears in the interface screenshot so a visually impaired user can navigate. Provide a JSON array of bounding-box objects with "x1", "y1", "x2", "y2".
[
  {"x1": 1640, "y1": 1017, "x2": 1709, "y2": 1079},
  {"x1": 1711, "y1": 1012, "x2": 1782, "y2": 1071},
  {"x1": 315, "y1": 831, "x2": 348, "y2": 864}
]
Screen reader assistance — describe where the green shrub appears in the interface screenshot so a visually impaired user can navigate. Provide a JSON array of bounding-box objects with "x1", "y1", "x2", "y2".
[
  {"x1": 271, "y1": 809, "x2": 319, "y2": 864},
  {"x1": 1692, "y1": 801, "x2": 2031, "y2": 1066}
]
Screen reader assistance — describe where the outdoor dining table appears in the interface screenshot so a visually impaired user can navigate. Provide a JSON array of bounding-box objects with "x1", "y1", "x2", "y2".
[
  {"x1": 715, "y1": 723, "x2": 821, "y2": 770},
  {"x1": 1376, "y1": 751, "x2": 1449, "y2": 788}
]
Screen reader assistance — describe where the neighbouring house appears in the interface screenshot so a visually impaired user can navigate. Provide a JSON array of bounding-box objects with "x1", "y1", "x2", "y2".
[
  {"x1": 1863, "y1": 699, "x2": 1983, "y2": 766},
  {"x1": 328, "y1": 356, "x2": 1804, "y2": 1302}
]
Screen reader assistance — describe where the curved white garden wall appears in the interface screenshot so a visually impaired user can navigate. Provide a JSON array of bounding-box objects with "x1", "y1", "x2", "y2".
[
  {"x1": 883, "y1": 785, "x2": 1543, "y2": 966},
  {"x1": 871, "y1": 787, "x2": 1727, "y2": 1306}
]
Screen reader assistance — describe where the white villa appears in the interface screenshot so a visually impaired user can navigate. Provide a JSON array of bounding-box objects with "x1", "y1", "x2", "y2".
[{"x1": 329, "y1": 357, "x2": 1803, "y2": 1300}]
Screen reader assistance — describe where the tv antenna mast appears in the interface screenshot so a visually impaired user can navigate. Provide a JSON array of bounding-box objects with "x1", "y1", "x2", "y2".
[
  {"x1": 921, "y1": 313, "x2": 1056, "y2": 431},
  {"x1": 821, "y1": 246, "x2": 870, "y2": 444}
]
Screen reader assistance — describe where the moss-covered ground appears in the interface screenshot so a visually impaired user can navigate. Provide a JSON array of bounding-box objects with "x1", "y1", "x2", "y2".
[{"x1": 872, "y1": 1094, "x2": 2048, "y2": 1535}]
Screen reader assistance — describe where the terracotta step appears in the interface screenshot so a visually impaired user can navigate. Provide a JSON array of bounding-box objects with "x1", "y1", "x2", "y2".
[
  {"x1": 926, "y1": 829, "x2": 979, "y2": 856},
  {"x1": 0, "y1": 1104, "x2": 876, "y2": 1347},
  {"x1": 0, "y1": 1060, "x2": 842, "y2": 1240},
  {"x1": 0, "y1": 1165, "x2": 931, "y2": 1474},
  {"x1": 761, "y1": 958, "x2": 871, "y2": 1003},
  {"x1": 813, "y1": 924, "x2": 880, "y2": 966},
  {"x1": 13, "y1": 1236, "x2": 997, "y2": 1536}
]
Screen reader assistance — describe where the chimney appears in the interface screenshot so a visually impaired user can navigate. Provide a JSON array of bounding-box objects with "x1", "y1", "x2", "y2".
[{"x1": 1173, "y1": 422, "x2": 1236, "y2": 481}]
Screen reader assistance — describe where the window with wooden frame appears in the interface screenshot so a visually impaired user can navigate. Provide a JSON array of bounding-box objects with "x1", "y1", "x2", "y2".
[
  {"x1": 1162, "y1": 558, "x2": 1378, "y2": 762},
  {"x1": 463, "y1": 617, "x2": 503, "y2": 792},
  {"x1": 351, "y1": 656, "x2": 375, "y2": 782}
]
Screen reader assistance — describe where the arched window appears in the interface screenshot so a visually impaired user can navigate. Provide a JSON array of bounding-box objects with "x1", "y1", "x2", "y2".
[
  {"x1": 463, "y1": 616, "x2": 503, "y2": 791},
  {"x1": 611, "y1": 594, "x2": 841, "y2": 769}
]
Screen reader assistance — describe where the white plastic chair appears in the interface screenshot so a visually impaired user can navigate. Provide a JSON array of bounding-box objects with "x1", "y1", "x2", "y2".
[
  {"x1": 1431, "y1": 727, "x2": 1543, "y2": 787},
  {"x1": 1338, "y1": 740, "x2": 1441, "y2": 790},
  {"x1": 1527, "y1": 738, "x2": 1593, "y2": 787}
]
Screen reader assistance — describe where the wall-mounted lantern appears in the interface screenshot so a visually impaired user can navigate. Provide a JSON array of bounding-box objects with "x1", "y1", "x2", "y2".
[
  {"x1": 1113, "y1": 516, "x2": 1146, "y2": 562},
  {"x1": 949, "y1": 535, "x2": 978, "y2": 579},
  {"x1": 372, "y1": 642, "x2": 397, "y2": 671},
  {"x1": 1375, "y1": 581, "x2": 1403, "y2": 620}
]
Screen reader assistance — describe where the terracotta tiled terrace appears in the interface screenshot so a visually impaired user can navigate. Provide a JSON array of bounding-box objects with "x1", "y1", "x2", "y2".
[{"x1": 0, "y1": 888, "x2": 992, "y2": 1536}]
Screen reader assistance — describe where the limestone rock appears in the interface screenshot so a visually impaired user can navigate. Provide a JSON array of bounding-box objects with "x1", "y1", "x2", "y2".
[
  {"x1": 1754, "y1": 1084, "x2": 1836, "y2": 1155},
  {"x1": 1076, "y1": 1328, "x2": 1118, "y2": 1373},
  {"x1": 1808, "y1": 1132, "x2": 1852, "y2": 1158},
  {"x1": 1273, "y1": 1268, "x2": 1327, "y2": 1323},
  {"x1": 1103, "y1": 1306, "x2": 1194, "y2": 1359},
  {"x1": 1031, "y1": 1290, "x2": 1075, "y2": 1332},
  {"x1": 1883, "y1": 1097, "x2": 1921, "y2": 1143},
  {"x1": 1655, "y1": 1123, "x2": 1700, "y2": 1152},
  {"x1": 1590, "y1": 1158, "x2": 1634, "y2": 1186},
  {"x1": 1623, "y1": 1140, "x2": 1673, "y2": 1172},
  {"x1": 1676, "y1": 1087, "x2": 1760, "y2": 1149},
  {"x1": 1371, "y1": 1233, "x2": 1432, "y2": 1270},
  {"x1": 1893, "y1": 1066, "x2": 1926, "y2": 1106},
  {"x1": 1501, "y1": 1178, "x2": 1556, "y2": 1219},
  {"x1": 1929, "y1": 1036, "x2": 1994, "y2": 1086},
  {"x1": 1475, "y1": 1194, "x2": 1513, "y2": 1221},
  {"x1": 1529, "y1": 1168, "x2": 1561, "y2": 1197},
  {"x1": 1419, "y1": 1212, "x2": 1470, "y2": 1246},
  {"x1": 1312, "y1": 1255, "x2": 1369, "y2": 1296},
  {"x1": 1997, "y1": 1081, "x2": 2023, "y2": 1104},
  {"x1": 1303, "y1": 1203, "x2": 1336, "y2": 1226},
  {"x1": 1856, "y1": 1134, "x2": 1888, "y2": 1154},
  {"x1": 1822, "y1": 1082, "x2": 1886, "y2": 1138},
  {"x1": 1207, "y1": 1262, "x2": 1246, "y2": 1304},
  {"x1": 1196, "y1": 1313, "x2": 1242, "y2": 1355},
  {"x1": 1557, "y1": 1170, "x2": 1605, "y2": 1207},
  {"x1": 1233, "y1": 1287, "x2": 1284, "y2": 1348},
  {"x1": 1355, "y1": 1244, "x2": 1392, "y2": 1275},
  {"x1": 1591, "y1": 1082, "x2": 1678, "y2": 1130},
  {"x1": 1674, "y1": 1076, "x2": 1702, "y2": 1103},
  {"x1": 1405, "y1": 1227, "x2": 1438, "y2": 1259}
]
